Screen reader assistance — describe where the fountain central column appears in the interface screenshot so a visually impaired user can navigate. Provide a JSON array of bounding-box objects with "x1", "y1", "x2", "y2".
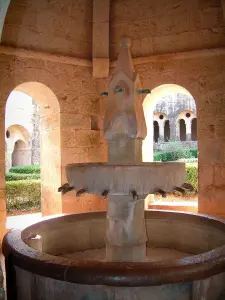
[
  {"x1": 104, "y1": 37, "x2": 148, "y2": 262},
  {"x1": 106, "y1": 195, "x2": 147, "y2": 262}
]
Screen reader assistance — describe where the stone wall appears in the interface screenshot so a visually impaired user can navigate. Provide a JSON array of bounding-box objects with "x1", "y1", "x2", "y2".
[
  {"x1": 0, "y1": 52, "x2": 107, "y2": 235},
  {"x1": 1, "y1": 0, "x2": 93, "y2": 59},
  {"x1": 110, "y1": 0, "x2": 225, "y2": 59},
  {"x1": 154, "y1": 93, "x2": 196, "y2": 117}
]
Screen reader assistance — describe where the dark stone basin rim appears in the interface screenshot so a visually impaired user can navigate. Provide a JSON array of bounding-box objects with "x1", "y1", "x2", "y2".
[
  {"x1": 3, "y1": 211, "x2": 225, "y2": 287},
  {"x1": 66, "y1": 162, "x2": 184, "y2": 167}
]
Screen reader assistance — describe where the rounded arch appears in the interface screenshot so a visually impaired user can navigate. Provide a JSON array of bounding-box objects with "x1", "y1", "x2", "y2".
[
  {"x1": 14, "y1": 82, "x2": 60, "y2": 112},
  {"x1": 176, "y1": 110, "x2": 197, "y2": 122},
  {"x1": 5, "y1": 82, "x2": 61, "y2": 216},
  {"x1": 142, "y1": 84, "x2": 196, "y2": 162},
  {"x1": 153, "y1": 112, "x2": 169, "y2": 124},
  {"x1": 6, "y1": 124, "x2": 30, "y2": 143},
  {"x1": 176, "y1": 110, "x2": 197, "y2": 142}
]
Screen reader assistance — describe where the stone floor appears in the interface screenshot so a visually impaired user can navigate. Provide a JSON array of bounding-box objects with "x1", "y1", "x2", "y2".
[{"x1": 6, "y1": 213, "x2": 42, "y2": 230}]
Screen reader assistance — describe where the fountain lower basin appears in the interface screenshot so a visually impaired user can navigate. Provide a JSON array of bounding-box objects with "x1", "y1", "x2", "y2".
[{"x1": 3, "y1": 210, "x2": 225, "y2": 300}]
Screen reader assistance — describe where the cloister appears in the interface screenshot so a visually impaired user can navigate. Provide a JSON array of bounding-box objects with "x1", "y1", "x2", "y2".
[
  {"x1": 0, "y1": 0, "x2": 223, "y2": 240},
  {"x1": 0, "y1": 1, "x2": 225, "y2": 298}
]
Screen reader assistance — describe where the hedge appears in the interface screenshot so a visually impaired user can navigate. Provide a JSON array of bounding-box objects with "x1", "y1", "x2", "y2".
[
  {"x1": 9, "y1": 165, "x2": 40, "y2": 174},
  {"x1": 6, "y1": 180, "x2": 41, "y2": 212},
  {"x1": 185, "y1": 164, "x2": 198, "y2": 192},
  {"x1": 6, "y1": 173, "x2": 40, "y2": 181},
  {"x1": 154, "y1": 148, "x2": 197, "y2": 162}
]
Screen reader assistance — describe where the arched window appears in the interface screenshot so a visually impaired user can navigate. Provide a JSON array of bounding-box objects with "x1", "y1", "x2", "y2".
[
  {"x1": 179, "y1": 119, "x2": 186, "y2": 141},
  {"x1": 191, "y1": 118, "x2": 197, "y2": 141},
  {"x1": 153, "y1": 121, "x2": 159, "y2": 143},
  {"x1": 164, "y1": 120, "x2": 170, "y2": 142}
]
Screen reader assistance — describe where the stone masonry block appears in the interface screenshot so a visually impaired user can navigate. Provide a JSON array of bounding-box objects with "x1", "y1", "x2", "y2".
[
  {"x1": 61, "y1": 129, "x2": 100, "y2": 148},
  {"x1": 198, "y1": 164, "x2": 214, "y2": 188},
  {"x1": 198, "y1": 139, "x2": 225, "y2": 164},
  {"x1": 215, "y1": 119, "x2": 225, "y2": 138},
  {"x1": 61, "y1": 113, "x2": 91, "y2": 129},
  {"x1": 215, "y1": 164, "x2": 225, "y2": 186}
]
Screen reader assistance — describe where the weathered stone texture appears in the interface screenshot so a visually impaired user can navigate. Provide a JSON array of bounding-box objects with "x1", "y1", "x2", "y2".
[
  {"x1": 1, "y1": 0, "x2": 93, "y2": 59},
  {"x1": 110, "y1": 0, "x2": 225, "y2": 59},
  {"x1": 0, "y1": 54, "x2": 105, "y2": 230}
]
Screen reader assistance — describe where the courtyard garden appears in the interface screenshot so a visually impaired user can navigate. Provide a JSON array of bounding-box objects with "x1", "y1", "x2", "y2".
[{"x1": 6, "y1": 165, "x2": 41, "y2": 215}]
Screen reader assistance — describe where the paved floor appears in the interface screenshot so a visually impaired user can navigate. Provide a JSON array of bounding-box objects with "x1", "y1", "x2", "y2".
[
  {"x1": 6, "y1": 200, "x2": 198, "y2": 230},
  {"x1": 6, "y1": 213, "x2": 42, "y2": 230},
  {"x1": 6, "y1": 213, "x2": 66, "y2": 230}
]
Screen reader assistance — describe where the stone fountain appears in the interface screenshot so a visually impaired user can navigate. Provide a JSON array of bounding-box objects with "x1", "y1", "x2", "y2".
[
  {"x1": 3, "y1": 38, "x2": 225, "y2": 300},
  {"x1": 66, "y1": 36, "x2": 185, "y2": 263}
]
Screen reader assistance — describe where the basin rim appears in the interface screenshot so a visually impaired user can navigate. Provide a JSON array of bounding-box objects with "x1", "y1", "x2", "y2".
[{"x1": 3, "y1": 210, "x2": 225, "y2": 287}]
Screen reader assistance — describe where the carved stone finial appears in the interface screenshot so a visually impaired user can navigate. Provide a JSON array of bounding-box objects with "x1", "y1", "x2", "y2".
[{"x1": 104, "y1": 35, "x2": 146, "y2": 164}]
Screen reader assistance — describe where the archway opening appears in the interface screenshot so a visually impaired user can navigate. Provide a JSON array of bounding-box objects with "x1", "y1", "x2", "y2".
[
  {"x1": 164, "y1": 120, "x2": 170, "y2": 142},
  {"x1": 153, "y1": 121, "x2": 159, "y2": 143},
  {"x1": 142, "y1": 84, "x2": 198, "y2": 209},
  {"x1": 179, "y1": 119, "x2": 186, "y2": 141},
  {"x1": 5, "y1": 82, "x2": 61, "y2": 217}
]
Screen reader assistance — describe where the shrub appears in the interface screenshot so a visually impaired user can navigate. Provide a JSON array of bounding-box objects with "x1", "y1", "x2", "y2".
[
  {"x1": 6, "y1": 180, "x2": 41, "y2": 212},
  {"x1": 190, "y1": 148, "x2": 198, "y2": 158},
  {"x1": 185, "y1": 164, "x2": 198, "y2": 192},
  {"x1": 9, "y1": 165, "x2": 40, "y2": 174},
  {"x1": 6, "y1": 173, "x2": 40, "y2": 181},
  {"x1": 153, "y1": 148, "x2": 197, "y2": 162}
]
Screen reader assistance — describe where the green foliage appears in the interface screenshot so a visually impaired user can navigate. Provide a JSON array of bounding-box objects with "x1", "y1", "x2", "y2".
[
  {"x1": 9, "y1": 165, "x2": 40, "y2": 174},
  {"x1": 185, "y1": 164, "x2": 198, "y2": 192},
  {"x1": 190, "y1": 148, "x2": 198, "y2": 158},
  {"x1": 6, "y1": 180, "x2": 41, "y2": 212},
  {"x1": 6, "y1": 172, "x2": 40, "y2": 181},
  {"x1": 154, "y1": 148, "x2": 198, "y2": 162}
]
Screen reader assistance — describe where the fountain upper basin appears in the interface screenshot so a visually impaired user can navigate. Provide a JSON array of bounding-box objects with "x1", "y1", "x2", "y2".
[{"x1": 66, "y1": 162, "x2": 185, "y2": 195}]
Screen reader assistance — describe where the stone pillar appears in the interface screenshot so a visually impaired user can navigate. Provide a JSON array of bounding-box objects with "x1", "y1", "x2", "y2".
[
  {"x1": 176, "y1": 121, "x2": 180, "y2": 141},
  {"x1": 106, "y1": 195, "x2": 147, "y2": 262},
  {"x1": 169, "y1": 118, "x2": 177, "y2": 141},
  {"x1": 0, "y1": 114, "x2": 6, "y2": 242},
  {"x1": 6, "y1": 148, "x2": 13, "y2": 172},
  {"x1": 186, "y1": 119, "x2": 192, "y2": 141},
  {"x1": 92, "y1": 0, "x2": 110, "y2": 78},
  {"x1": 158, "y1": 120, "x2": 164, "y2": 142}
]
